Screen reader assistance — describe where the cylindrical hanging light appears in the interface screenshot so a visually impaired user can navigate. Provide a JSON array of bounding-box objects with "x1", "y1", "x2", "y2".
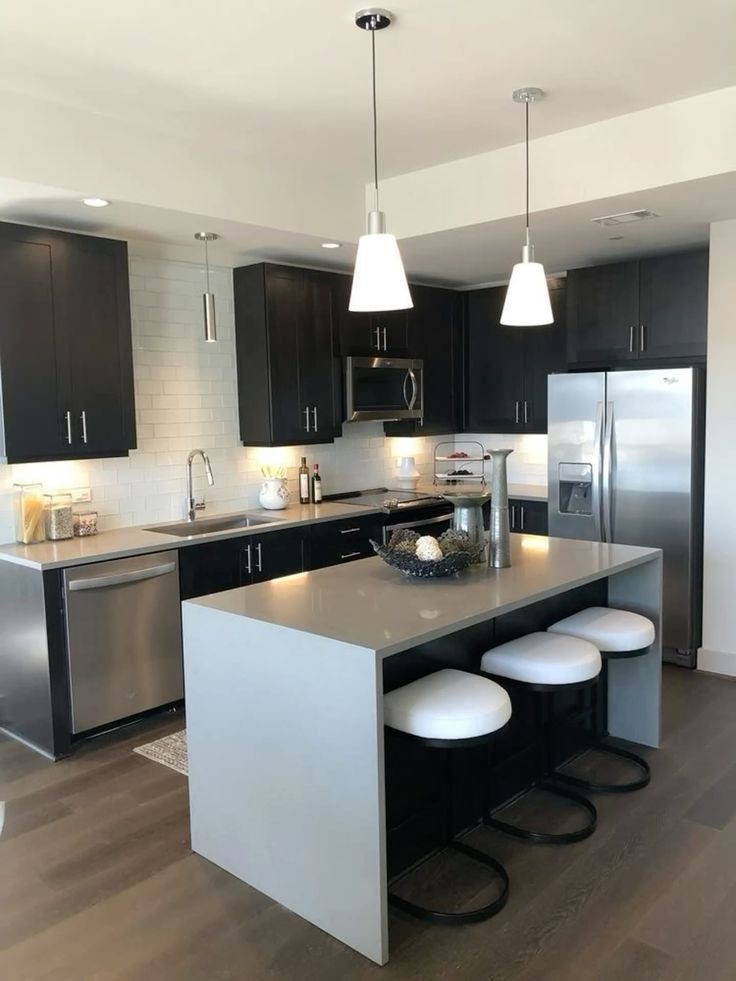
[
  {"x1": 195, "y1": 232, "x2": 219, "y2": 342},
  {"x1": 500, "y1": 88, "x2": 553, "y2": 327},
  {"x1": 349, "y1": 8, "x2": 412, "y2": 313}
]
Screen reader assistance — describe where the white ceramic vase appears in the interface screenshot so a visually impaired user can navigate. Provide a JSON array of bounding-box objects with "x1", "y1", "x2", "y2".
[
  {"x1": 259, "y1": 478, "x2": 290, "y2": 511},
  {"x1": 396, "y1": 456, "x2": 420, "y2": 490}
]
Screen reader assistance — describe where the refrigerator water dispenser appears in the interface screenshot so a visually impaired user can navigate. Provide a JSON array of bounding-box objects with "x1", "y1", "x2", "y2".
[{"x1": 558, "y1": 463, "x2": 593, "y2": 515}]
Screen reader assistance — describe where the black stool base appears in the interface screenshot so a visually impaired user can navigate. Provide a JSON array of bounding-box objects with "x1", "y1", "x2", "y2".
[
  {"x1": 554, "y1": 741, "x2": 651, "y2": 794},
  {"x1": 484, "y1": 779, "x2": 597, "y2": 845},
  {"x1": 388, "y1": 838, "x2": 510, "y2": 925}
]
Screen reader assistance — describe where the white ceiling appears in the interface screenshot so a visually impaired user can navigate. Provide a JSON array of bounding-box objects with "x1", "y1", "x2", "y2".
[
  {"x1": 0, "y1": 1, "x2": 735, "y2": 282},
  {"x1": 0, "y1": 0, "x2": 735, "y2": 181}
]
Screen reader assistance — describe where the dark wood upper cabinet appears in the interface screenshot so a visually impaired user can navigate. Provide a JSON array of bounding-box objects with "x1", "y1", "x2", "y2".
[
  {"x1": 234, "y1": 263, "x2": 340, "y2": 446},
  {"x1": 0, "y1": 222, "x2": 135, "y2": 464},
  {"x1": 637, "y1": 251, "x2": 708, "y2": 360},
  {"x1": 384, "y1": 284, "x2": 462, "y2": 437},
  {"x1": 337, "y1": 282, "x2": 409, "y2": 356},
  {"x1": 465, "y1": 279, "x2": 566, "y2": 434},
  {"x1": 567, "y1": 250, "x2": 707, "y2": 366}
]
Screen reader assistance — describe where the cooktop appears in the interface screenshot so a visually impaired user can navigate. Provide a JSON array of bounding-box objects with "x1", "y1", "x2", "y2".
[{"x1": 326, "y1": 487, "x2": 445, "y2": 512}]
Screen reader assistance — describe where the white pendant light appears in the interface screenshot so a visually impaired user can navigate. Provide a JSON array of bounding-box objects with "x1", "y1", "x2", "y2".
[
  {"x1": 195, "y1": 232, "x2": 219, "y2": 342},
  {"x1": 500, "y1": 88, "x2": 553, "y2": 327},
  {"x1": 349, "y1": 9, "x2": 412, "y2": 313}
]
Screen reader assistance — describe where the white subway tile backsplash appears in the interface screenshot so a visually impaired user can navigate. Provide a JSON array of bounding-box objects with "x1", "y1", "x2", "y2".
[{"x1": 0, "y1": 255, "x2": 548, "y2": 542}]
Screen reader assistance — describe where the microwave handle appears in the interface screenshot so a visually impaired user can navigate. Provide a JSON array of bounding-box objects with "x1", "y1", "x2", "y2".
[{"x1": 406, "y1": 368, "x2": 418, "y2": 410}]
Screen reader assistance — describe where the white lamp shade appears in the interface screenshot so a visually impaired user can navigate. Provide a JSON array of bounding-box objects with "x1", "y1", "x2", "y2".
[
  {"x1": 500, "y1": 260, "x2": 554, "y2": 326},
  {"x1": 349, "y1": 232, "x2": 413, "y2": 312}
]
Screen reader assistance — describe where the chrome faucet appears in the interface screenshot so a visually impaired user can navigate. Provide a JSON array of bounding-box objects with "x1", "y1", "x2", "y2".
[{"x1": 186, "y1": 449, "x2": 215, "y2": 521}]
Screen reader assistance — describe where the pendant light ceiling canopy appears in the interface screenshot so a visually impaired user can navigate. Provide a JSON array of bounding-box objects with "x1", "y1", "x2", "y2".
[
  {"x1": 195, "y1": 232, "x2": 219, "y2": 343},
  {"x1": 349, "y1": 8, "x2": 413, "y2": 313},
  {"x1": 500, "y1": 87, "x2": 554, "y2": 327}
]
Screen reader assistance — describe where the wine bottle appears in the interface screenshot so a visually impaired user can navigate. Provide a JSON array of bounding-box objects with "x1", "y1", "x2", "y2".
[
  {"x1": 311, "y1": 463, "x2": 322, "y2": 504},
  {"x1": 298, "y1": 457, "x2": 310, "y2": 505}
]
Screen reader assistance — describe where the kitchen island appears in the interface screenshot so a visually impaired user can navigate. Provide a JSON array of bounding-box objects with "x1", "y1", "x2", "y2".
[{"x1": 182, "y1": 535, "x2": 661, "y2": 965}]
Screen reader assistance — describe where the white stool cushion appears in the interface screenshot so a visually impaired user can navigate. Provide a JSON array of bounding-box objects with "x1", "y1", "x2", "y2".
[
  {"x1": 384, "y1": 668, "x2": 511, "y2": 740},
  {"x1": 481, "y1": 632, "x2": 601, "y2": 686},
  {"x1": 547, "y1": 606, "x2": 655, "y2": 653}
]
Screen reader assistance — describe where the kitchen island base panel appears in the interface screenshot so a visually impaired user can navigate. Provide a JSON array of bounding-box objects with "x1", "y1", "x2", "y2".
[{"x1": 182, "y1": 604, "x2": 389, "y2": 966}]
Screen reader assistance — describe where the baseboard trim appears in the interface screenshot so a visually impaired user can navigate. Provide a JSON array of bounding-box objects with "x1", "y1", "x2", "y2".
[{"x1": 697, "y1": 648, "x2": 736, "y2": 678}]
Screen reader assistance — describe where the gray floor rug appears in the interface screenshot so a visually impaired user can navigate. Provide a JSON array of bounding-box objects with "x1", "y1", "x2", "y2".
[{"x1": 134, "y1": 729, "x2": 188, "y2": 776}]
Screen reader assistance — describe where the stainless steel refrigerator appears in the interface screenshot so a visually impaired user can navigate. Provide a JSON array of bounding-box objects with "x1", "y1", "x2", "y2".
[{"x1": 548, "y1": 367, "x2": 704, "y2": 666}]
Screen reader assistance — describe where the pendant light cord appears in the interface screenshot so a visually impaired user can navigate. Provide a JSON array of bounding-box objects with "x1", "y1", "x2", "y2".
[
  {"x1": 525, "y1": 98, "x2": 530, "y2": 247},
  {"x1": 371, "y1": 27, "x2": 380, "y2": 212}
]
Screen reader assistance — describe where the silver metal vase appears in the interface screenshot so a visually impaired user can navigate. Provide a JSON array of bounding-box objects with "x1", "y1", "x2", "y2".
[{"x1": 488, "y1": 449, "x2": 513, "y2": 568}]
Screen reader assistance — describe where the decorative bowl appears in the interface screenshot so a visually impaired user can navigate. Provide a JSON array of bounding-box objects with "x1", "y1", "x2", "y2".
[{"x1": 371, "y1": 529, "x2": 484, "y2": 579}]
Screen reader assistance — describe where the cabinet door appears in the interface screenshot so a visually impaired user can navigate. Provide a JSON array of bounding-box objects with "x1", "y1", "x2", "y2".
[
  {"x1": 179, "y1": 539, "x2": 245, "y2": 600},
  {"x1": 61, "y1": 236, "x2": 135, "y2": 456},
  {"x1": 515, "y1": 500, "x2": 548, "y2": 536},
  {"x1": 0, "y1": 228, "x2": 71, "y2": 462},
  {"x1": 522, "y1": 281, "x2": 567, "y2": 433},
  {"x1": 371, "y1": 309, "x2": 409, "y2": 354},
  {"x1": 638, "y1": 251, "x2": 708, "y2": 360},
  {"x1": 299, "y1": 270, "x2": 339, "y2": 442},
  {"x1": 265, "y1": 267, "x2": 308, "y2": 444},
  {"x1": 309, "y1": 514, "x2": 382, "y2": 569},
  {"x1": 466, "y1": 287, "x2": 524, "y2": 432},
  {"x1": 251, "y1": 529, "x2": 305, "y2": 583},
  {"x1": 567, "y1": 262, "x2": 640, "y2": 365},
  {"x1": 385, "y1": 285, "x2": 460, "y2": 437}
]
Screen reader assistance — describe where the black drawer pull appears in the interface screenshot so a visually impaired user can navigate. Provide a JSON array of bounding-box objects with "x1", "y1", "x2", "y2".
[{"x1": 340, "y1": 551, "x2": 362, "y2": 560}]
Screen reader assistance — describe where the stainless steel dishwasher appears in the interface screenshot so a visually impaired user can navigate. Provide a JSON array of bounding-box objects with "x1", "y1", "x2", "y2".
[{"x1": 63, "y1": 551, "x2": 183, "y2": 733}]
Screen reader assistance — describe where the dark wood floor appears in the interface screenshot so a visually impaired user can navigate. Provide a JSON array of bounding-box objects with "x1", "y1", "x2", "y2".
[{"x1": 1, "y1": 666, "x2": 735, "y2": 981}]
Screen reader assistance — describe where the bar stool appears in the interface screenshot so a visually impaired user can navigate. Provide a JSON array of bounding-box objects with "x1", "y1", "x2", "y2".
[
  {"x1": 384, "y1": 668, "x2": 512, "y2": 924},
  {"x1": 547, "y1": 607, "x2": 655, "y2": 792},
  {"x1": 480, "y1": 632, "x2": 601, "y2": 845}
]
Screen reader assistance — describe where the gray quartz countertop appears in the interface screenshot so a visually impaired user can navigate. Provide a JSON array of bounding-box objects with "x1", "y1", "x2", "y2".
[
  {"x1": 186, "y1": 536, "x2": 660, "y2": 658},
  {"x1": 0, "y1": 501, "x2": 382, "y2": 571}
]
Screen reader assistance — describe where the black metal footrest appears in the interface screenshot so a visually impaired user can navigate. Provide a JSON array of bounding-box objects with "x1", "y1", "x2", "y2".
[
  {"x1": 388, "y1": 838, "x2": 510, "y2": 925},
  {"x1": 554, "y1": 741, "x2": 651, "y2": 794},
  {"x1": 484, "y1": 779, "x2": 597, "y2": 845}
]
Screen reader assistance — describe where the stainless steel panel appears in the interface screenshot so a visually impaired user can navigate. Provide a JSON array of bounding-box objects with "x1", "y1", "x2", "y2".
[
  {"x1": 0, "y1": 562, "x2": 55, "y2": 755},
  {"x1": 547, "y1": 372, "x2": 606, "y2": 541},
  {"x1": 63, "y1": 551, "x2": 183, "y2": 733},
  {"x1": 345, "y1": 357, "x2": 424, "y2": 422},
  {"x1": 607, "y1": 367, "x2": 696, "y2": 651}
]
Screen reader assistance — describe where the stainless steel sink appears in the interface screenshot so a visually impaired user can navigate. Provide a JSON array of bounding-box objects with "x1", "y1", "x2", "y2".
[{"x1": 144, "y1": 515, "x2": 278, "y2": 537}]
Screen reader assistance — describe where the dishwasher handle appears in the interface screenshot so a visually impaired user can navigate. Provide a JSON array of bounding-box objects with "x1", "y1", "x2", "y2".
[{"x1": 68, "y1": 561, "x2": 177, "y2": 592}]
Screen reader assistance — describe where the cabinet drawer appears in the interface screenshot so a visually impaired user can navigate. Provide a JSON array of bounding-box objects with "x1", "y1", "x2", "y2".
[
  {"x1": 309, "y1": 515, "x2": 383, "y2": 570},
  {"x1": 509, "y1": 499, "x2": 548, "y2": 536}
]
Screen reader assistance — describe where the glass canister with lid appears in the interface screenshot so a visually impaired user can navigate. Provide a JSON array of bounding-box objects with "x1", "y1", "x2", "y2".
[
  {"x1": 14, "y1": 483, "x2": 46, "y2": 544},
  {"x1": 43, "y1": 492, "x2": 74, "y2": 541}
]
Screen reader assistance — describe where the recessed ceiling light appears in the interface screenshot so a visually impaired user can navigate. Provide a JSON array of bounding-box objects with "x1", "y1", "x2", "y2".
[
  {"x1": 82, "y1": 197, "x2": 110, "y2": 208},
  {"x1": 608, "y1": 235, "x2": 625, "y2": 241},
  {"x1": 321, "y1": 242, "x2": 341, "y2": 249}
]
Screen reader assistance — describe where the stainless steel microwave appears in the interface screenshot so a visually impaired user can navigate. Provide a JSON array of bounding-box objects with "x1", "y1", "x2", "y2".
[{"x1": 345, "y1": 356, "x2": 424, "y2": 423}]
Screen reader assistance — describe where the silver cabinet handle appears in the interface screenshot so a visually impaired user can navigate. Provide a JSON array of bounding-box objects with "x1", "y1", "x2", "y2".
[
  {"x1": 312, "y1": 406, "x2": 318, "y2": 432},
  {"x1": 514, "y1": 401, "x2": 520, "y2": 424},
  {"x1": 640, "y1": 323, "x2": 646, "y2": 352},
  {"x1": 303, "y1": 406, "x2": 310, "y2": 433},
  {"x1": 80, "y1": 410, "x2": 88, "y2": 445},
  {"x1": 340, "y1": 527, "x2": 361, "y2": 534},
  {"x1": 382, "y1": 326, "x2": 387, "y2": 351},
  {"x1": 340, "y1": 551, "x2": 361, "y2": 560},
  {"x1": 256, "y1": 542, "x2": 263, "y2": 573},
  {"x1": 373, "y1": 326, "x2": 381, "y2": 350},
  {"x1": 244, "y1": 543, "x2": 252, "y2": 575},
  {"x1": 510, "y1": 504, "x2": 517, "y2": 529},
  {"x1": 523, "y1": 400, "x2": 529, "y2": 425},
  {"x1": 629, "y1": 325, "x2": 635, "y2": 353},
  {"x1": 65, "y1": 410, "x2": 72, "y2": 445},
  {"x1": 68, "y1": 561, "x2": 176, "y2": 591},
  {"x1": 520, "y1": 506, "x2": 525, "y2": 531}
]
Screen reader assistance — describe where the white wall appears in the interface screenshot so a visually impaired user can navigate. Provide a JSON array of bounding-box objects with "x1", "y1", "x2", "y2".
[
  {"x1": 0, "y1": 255, "x2": 451, "y2": 542},
  {"x1": 700, "y1": 220, "x2": 736, "y2": 677}
]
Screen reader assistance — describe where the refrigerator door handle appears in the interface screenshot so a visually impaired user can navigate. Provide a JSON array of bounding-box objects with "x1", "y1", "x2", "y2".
[
  {"x1": 592, "y1": 400, "x2": 604, "y2": 542},
  {"x1": 602, "y1": 401, "x2": 614, "y2": 543}
]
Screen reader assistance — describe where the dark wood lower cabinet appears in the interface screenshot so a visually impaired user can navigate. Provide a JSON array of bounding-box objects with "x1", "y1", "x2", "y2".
[
  {"x1": 509, "y1": 498, "x2": 548, "y2": 535},
  {"x1": 309, "y1": 515, "x2": 383, "y2": 570}
]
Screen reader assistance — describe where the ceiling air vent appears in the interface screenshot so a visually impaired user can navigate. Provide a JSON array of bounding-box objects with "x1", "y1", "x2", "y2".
[{"x1": 590, "y1": 209, "x2": 660, "y2": 227}]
